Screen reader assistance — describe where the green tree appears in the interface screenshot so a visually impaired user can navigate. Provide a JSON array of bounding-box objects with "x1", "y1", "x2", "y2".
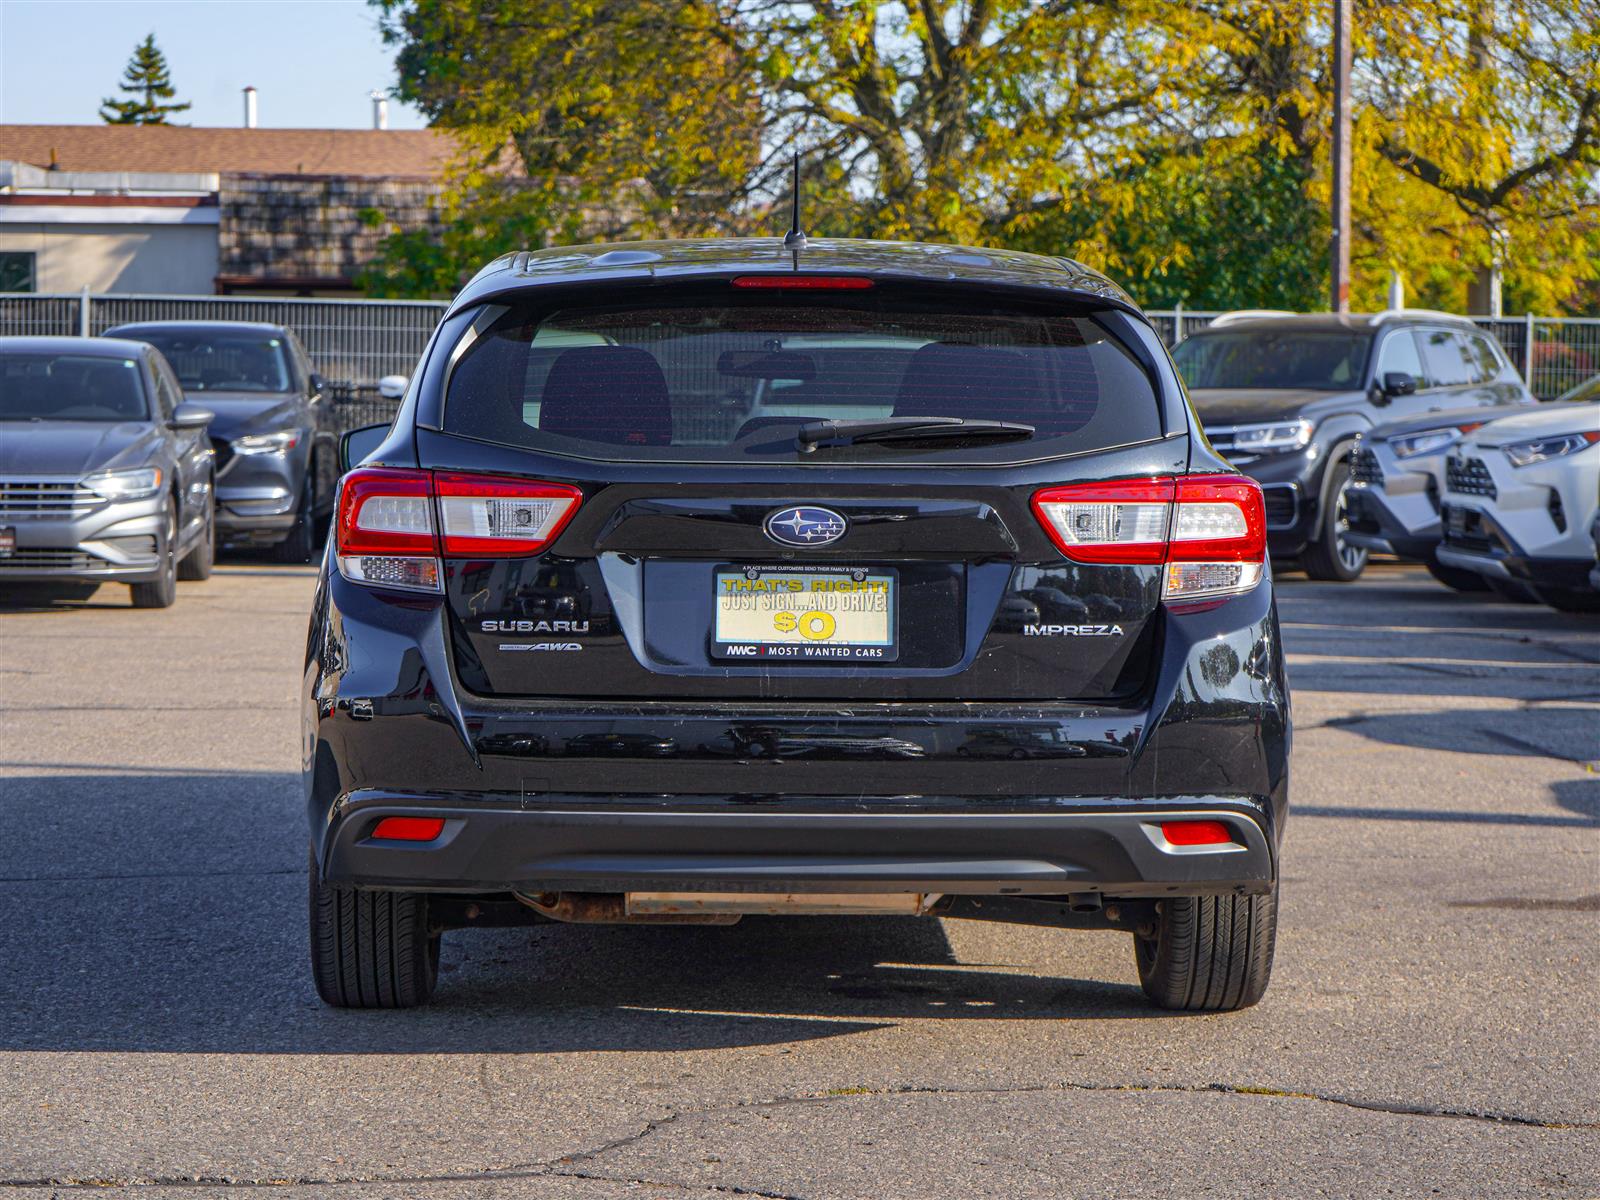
[
  {"x1": 100, "y1": 33, "x2": 190, "y2": 126},
  {"x1": 368, "y1": 1, "x2": 1600, "y2": 313}
]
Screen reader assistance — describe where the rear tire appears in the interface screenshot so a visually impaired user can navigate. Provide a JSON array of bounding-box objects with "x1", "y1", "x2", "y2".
[
  {"x1": 272, "y1": 473, "x2": 318, "y2": 564},
  {"x1": 129, "y1": 501, "x2": 178, "y2": 609},
  {"x1": 177, "y1": 496, "x2": 215, "y2": 582},
  {"x1": 1301, "y1": 460, "x2": 1367, "y2": 581},
  {"x1": 1424, "y1": 558, "x2": 1489, "y2": 593},
  {"x1": 308, "y1": 850, "x2": 439, "y2": 1008},
  {"x1": 1532, "y1": 586, "x2": 1600, "y2": 614},
  {"x1": 1134, "y1": 889, "x2": 1278, "y2": 1012}
]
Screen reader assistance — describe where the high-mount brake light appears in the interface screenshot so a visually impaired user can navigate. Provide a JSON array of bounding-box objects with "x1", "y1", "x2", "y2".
[
  {"x1": 334, "y1": 468, "x2": 583, "y2": 592},
  {"x1": 1031, "y1": 474, "x2": 1266, "y2": 604},
  {"x1": 731, "y1": 275, "x2": 875, "y2": 290}
]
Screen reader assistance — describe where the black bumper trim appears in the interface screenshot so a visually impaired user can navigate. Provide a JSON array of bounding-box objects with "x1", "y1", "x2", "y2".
[{"x1": 320, "y1": 795, "x2": 1276, "y2": 897}]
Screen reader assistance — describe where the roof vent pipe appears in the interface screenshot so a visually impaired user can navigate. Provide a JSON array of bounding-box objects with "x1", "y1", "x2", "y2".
[
  {"x1": 243, "y1": 86, "x2": 258, "y2": 129},
  {"x1": 370, "y1": 91, "x2": 389, "y2": 131}
]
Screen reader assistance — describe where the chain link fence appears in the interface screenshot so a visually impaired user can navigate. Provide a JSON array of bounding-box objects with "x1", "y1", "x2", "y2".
[{"x1": 0, "y1": 295, "x2": 1593, "y2": 422}]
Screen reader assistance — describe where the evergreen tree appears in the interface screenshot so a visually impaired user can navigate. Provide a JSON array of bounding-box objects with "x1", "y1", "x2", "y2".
[{"x1": 99, "y1": 34, "x2": 190, "y2": 125}]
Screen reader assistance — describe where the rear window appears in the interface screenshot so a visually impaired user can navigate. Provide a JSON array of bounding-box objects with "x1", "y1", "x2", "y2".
[
  {"x1": 0, "y1": 353, "x2": 148, "y2": 422},
  {"x1": 1173, "y1": 329, "x2": 1370, "y2": 390},
  {"x1": 441, "y1": 288, "x2": 1163, "y2": 462}
]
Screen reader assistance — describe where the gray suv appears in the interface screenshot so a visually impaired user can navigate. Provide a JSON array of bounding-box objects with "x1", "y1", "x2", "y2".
[
  {"x1": 102, "y1": 321, "x2": 339, "y2": 561},
  {"x1": 0, "y1": 336, "x2": 215, "y2": 607},
  {"x1": 1171, "y1": 312, "x2": 1533, "y2": 580}
]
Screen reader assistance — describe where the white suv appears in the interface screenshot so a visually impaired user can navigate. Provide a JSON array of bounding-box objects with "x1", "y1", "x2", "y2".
[{"x1": 1437, "y1": 388, "x2": 1600, "y2": 613}]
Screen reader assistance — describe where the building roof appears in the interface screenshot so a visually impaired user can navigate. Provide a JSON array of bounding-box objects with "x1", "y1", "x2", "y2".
[{"x1": 0, "y1": 125, "x2": 456, "y2": 179}]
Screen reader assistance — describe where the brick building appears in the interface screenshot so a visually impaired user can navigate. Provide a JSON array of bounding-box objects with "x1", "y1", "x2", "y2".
[{"x1": 0, "y1": 125, "x2": 456, "y2": 294}]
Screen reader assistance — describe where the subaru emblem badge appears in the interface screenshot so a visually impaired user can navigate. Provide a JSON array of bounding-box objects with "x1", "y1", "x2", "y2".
[{"x1": 764, "y1": 505, "x2": 848, "y2": 547}]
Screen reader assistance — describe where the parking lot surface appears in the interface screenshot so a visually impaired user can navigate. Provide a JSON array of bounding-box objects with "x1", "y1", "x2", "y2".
[{"x1": 0, "y1": 562, "x2": 1595, "y2": 1198}]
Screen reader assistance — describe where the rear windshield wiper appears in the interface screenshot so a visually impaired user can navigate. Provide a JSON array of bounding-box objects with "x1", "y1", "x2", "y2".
[{"x1": 797, "y1": 417, "x2": 1035, "y2": 453}]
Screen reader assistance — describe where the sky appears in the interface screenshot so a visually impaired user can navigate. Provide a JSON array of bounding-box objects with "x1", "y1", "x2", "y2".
[{"x1": 0, "y1": 0, "x2": 428, "y2": 129}]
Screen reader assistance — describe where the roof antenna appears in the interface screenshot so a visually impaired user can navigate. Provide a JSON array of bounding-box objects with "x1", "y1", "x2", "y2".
[{"x1": 783, "y1": 150, "x2": 806, "y2": 250}]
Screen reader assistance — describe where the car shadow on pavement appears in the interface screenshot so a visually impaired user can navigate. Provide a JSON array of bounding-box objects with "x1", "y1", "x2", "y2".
[
  {"x1": 0, "y1": 770, "x2": 1170, "y2": 1057},
  {"x1": 1309, "y1": 705, "x2": 1599, "y2": 767}
]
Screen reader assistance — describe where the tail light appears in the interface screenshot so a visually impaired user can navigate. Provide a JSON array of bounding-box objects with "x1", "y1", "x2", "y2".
[
  {"x1": 1032, "y1": 474, "x2": 1265, "y2": 604},
  {"x1": 334, "y1": 467, "x2": 582, "y2": 593}
]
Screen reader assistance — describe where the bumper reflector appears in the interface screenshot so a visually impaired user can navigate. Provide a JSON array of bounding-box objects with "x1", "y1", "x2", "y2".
[
  {"x1": 370, "y1": 816, "x2": 446, "y2": 842},
  {"x1": 1160, "y1": 820, "x2": 1235, "y2": 846}
]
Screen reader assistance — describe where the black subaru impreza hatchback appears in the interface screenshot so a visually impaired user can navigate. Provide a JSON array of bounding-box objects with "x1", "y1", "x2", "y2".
[{"x1": 304, "y1": 238, "x2": 1290, "y2": 1011}]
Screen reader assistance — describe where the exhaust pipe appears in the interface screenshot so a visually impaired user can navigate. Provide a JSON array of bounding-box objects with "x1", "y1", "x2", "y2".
[
  {"x1": 516, "y1": 891, "x2": 943, "y2": 923},
  {"x1": 515, "y1": 891, "x2": 740, "y2": 925}
]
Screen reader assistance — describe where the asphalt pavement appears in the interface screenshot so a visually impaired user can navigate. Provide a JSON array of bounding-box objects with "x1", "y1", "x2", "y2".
[{"x1": 0, "y1": 560, "x2": 1595, "y2": 1198}]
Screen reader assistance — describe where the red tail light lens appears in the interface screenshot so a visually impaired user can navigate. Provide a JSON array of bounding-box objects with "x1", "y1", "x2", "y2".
[
  {"x1": 1160, "y1": 819, "x2": 1235, "y2": 846},
  {"x1": 334, "y1": 468, "x2": 583, "y2": 592},
  {"x1": 434, "y1": 472, "x2": 581, "y2": 557},
  {"x1": 370, "y1": 816, "x2": 446, "y2": 842},
  {"x1": 1031, "y1": 474, "x2": 1266, "y2": 603},
  {"x1": 1030, "y1": 478, "x2": 1175, "y2": 564},
  {"x1": 335, "y1": 468, "x2": 440, "y2": 592}
]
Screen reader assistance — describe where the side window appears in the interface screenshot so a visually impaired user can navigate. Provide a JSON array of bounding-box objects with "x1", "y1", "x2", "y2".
[
  {"x1": 1374, "y1": 332, "x2": 1424, "y2": 383},
  {"x1": 1466, "y1": 335, "x2": 1503, "y2": 383},
  {"x1": 1418, "y1": 329, "x2": 1475, "y2": 389},
  {"x1": 150, "y1": 363, "x2": 180, "y2": 420}
]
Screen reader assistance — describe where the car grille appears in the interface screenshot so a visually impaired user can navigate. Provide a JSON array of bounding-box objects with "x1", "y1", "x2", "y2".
[
  {"x1": 1446, "y1": 456, "x2": 1496, "y2": 500},
  {"x1": 1442, "y1": 505, "x2": 1497, "y2": 554},
  {"x1": 0, "y1": 479, "x2": 99, "y2": 518},
  {"x1": 1261, "y1": 484, "x2": 1298, "y2": 528},
  {"x1": 1351, "y1": 447, "x2": 1383, "y2": 486},
  {"x1": 0, "y1": 548, "x2": 98, "y2": 570}
]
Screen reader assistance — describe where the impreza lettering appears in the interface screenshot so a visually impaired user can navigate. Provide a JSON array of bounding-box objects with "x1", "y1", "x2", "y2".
[{"x1": 1023, "y1": 623, "x2": 1125, "y2": 637}]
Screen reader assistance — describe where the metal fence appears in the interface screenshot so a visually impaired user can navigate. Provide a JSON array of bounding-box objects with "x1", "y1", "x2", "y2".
[
  {"x1": 0, "y1": 294, "x2": 1594, "y2": 419},
  {"x1": 0, "y1": 292, "x2": 448, "y2": 433},
  {"x1": 1148, "y1": 309, "x2": 1598, "y2": 400}
]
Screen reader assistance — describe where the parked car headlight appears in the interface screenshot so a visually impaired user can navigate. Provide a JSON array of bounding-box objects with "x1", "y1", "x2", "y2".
[
  {"x1": 1227, "y1": 419, "x2": 1314, "y2": 453},
  {"x1": 231, "y1": 429, "x2": 302, "y2": 455},
  {"x1": 1501, "y1": 430, "x2": 1600, "y2": 468},
  {"x1": 82, "y1": 467, "x2": 163, "y2": 501},
  {"x1": 1389, "y1": 425, "x2": 1477, "y2": 459}
]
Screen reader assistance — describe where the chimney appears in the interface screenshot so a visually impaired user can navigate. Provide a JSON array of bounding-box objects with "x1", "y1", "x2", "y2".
[
  {"x1": 243, "y1": 86, "x2": 258, "y2": 129},
  {"x1": 370, "y1": 90, "x2": 389, "y2": 131}
]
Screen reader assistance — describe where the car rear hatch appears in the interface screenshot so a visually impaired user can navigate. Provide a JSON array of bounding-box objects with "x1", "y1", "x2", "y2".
[{"x1": 338, "y1": 277, "x2": 1266, "y2": 709}]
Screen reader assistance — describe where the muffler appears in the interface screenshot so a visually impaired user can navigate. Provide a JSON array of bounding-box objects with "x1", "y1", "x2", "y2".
[
  {"x1": 515, "y1": 891, "x2": 740, "y2": 925},
  {"x1": 515, "y1": 890, "x2": 943, "y2": 923},
  {"x1": 626, "y1": 892, "x2": 942, "y2": 917}
]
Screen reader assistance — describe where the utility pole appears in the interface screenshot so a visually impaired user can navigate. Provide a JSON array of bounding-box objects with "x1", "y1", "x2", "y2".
[{"x1": 1330, "y1": 0, "x2": 1352, "y2": 313}]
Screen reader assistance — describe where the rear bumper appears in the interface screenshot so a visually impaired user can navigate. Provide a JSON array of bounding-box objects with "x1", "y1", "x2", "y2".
[{"x1": 320, "y1": 794, "x2": 1276, "y2": 897}]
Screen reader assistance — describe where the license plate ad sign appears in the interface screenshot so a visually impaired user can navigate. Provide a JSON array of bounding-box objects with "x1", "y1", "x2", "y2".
[{"x1": 712, "y1": 568, "x2": 897, "y2": 661}]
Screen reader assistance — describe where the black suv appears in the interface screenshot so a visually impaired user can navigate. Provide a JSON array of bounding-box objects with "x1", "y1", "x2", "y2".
[
  {"x1": 305, "y1": 239, "x2": 1290, "y2": 1011},
  {"x1": 103, "y1": 321, "x2": 339, "y2": 561},
  {"x1": 1171, "y1": 312, "x2": 1530, "y2": 580}
]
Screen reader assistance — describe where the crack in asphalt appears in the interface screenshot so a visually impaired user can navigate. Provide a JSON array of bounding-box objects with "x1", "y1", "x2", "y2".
[{"x1": 3, "y1": 1079, "x2": 1591, "y2": 1193}]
